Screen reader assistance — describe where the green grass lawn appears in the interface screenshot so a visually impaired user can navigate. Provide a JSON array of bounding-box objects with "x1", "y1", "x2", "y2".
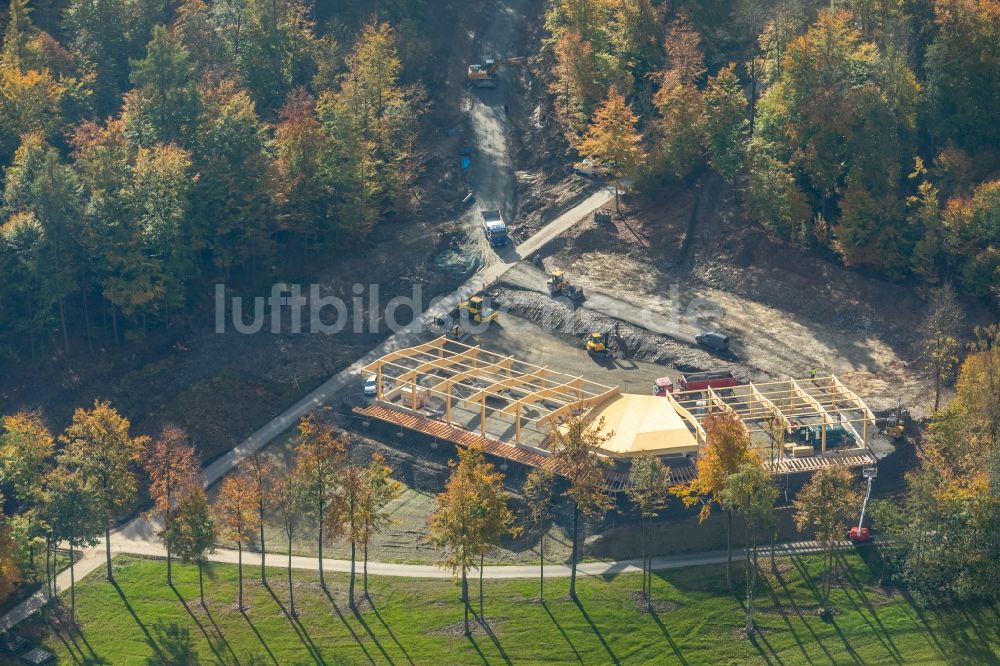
[{"x1": 11, "y1": 551, "x2": 1000, "y2": 665}]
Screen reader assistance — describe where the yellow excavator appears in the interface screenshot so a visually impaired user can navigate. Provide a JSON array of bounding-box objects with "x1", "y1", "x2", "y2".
[
  {"x1": 884, "y1": 406, "x2": 905, "y2": 440},
  {"x1": 546, "y1": 269, "x2": 585, "y2": 302},
  {"x1": 467, "y1": 57, "x2": 527, "y2": 88},
  {"x1": 459, "y1": 295, "x2": 499, "y2": 323}
]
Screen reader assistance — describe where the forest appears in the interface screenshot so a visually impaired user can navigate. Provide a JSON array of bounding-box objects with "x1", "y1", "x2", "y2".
[
  {"x1": 0, "y1": 0, "x2": 997, "y2": 366},
  {"x1": 0, "y1": 0, "x2": 426, "y2": 361},
  {"x1": 548, "y1": 0, "x2": 999, "y2": 297}
]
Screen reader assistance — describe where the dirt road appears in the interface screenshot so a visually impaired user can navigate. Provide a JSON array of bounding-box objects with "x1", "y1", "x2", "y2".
[{"x1": 453, "y1": 0, "x2": 530, "y2": 267}]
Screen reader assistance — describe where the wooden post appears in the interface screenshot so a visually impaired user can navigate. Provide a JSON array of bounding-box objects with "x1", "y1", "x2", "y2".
[
  {"x1": 515, "y1": 403, "x2": 521, "y2": 443},
  {"x1": 446, "y1": 384, "x2": 452, "y2": 424},
  {"x1": 821, "y1": 416, "x2": 827, "y2": 454},
  {"x1": 376, "y1": 364, "x2": 383, "y2": 400},
  {"x1": 862, "y1": 417, "x2": 868, "y2": 448},
  {"x1": 412, "y1": 379, "x2": 418, "y2": 411},
  {"x1": 480, "y1": 400, "x2": 487, "y2": 436}
]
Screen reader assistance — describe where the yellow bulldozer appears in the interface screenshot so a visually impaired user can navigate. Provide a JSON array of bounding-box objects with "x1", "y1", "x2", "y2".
[
  {"x1": 467, "y1": 57, "x2": 526, "y2": 88},
  {"x1": 459, "y1": 295, "x2": 498, "y2": 323},
  {"x1": 586, "y1": 330, "x2": 610, "y2": 356}
]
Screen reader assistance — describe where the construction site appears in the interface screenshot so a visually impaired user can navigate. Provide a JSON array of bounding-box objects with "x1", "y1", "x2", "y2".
[{"x1": 353, "y1": 334, "x2": 879, "y2": 490}]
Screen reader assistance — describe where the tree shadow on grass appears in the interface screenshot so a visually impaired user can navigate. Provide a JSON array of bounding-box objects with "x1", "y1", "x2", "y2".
[
  {"x1": 924, "y1": 602, "x2": 1000, "y2": 666},
  {"x1": 469, "y1": 607, "x2": 511, "y2": 666},
  {"x1": 147, "y1": 623, "x2": 200, "y2": 665},
  {"x1": 573, "y1": 597, "x2": 620, "y2": 665},
  {"x1": 648, "y1": 608, "x2": 689, "y2": 666},
  {"x1": 202, "y1": 600, "x2": 241, "y2": 665},
  {"x1": 322, "y1": 585, "x2": 375, "y2": 664},
  {"x1": 758, "y1": 572, "x2": 816, "y2": 666},
  {"x1": 111, "y1": 579, "x2": 167, "y2": 664},
  {"x1": 170, "y1": 582, "x2": 229, "y2": 665},
  {"x1": 541, "y1": 600, "x2": 582, "y2": 664},
  {"x1": 351, "y1": 601, "x2": 397, "y2": 665},
  {"x1": 46, "y1": 606, "x2": 109, "y2": 666},
  {"x1": 834, "y1": 552, "x2": 903, "y2": 664},
  {"x1": 770, "y1": 562, "x2": 838, "y2": 664},
  {"x1": 368, "y1": 596, "x2": 416, "y2": 666},
  {"x1": 241, "y1": 606, "x2": 278, "y2": 665},
  {"x1": 262, "y1": 582, "x2": 326, "y2": 665}
]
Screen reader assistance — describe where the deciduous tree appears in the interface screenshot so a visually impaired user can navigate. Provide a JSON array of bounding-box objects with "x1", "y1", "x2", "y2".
[
  {"x1": 294, "y1": 412, "x2": 346, "y2": 589},
  {"x1": 793, "y1": 466, "x2": 858, "y2": 617},
  {"x1": 720, "y1": 462, "x2": 777, "y2": 635},
  {"x1": 272, "y1": 467, "x2": 304, "y2": 615},
  {"x1": 673, "y1": 410, "x2": 758, "y2": 588},
  {"x1": 551, "y1": 416, "x2": 613, "y2": 600},
  {"x1": 58, "y1": 401, "x2": 148, "y2": 581},
  {"x1": 143, "y1": 425, "x2": 199, "y2": 584},
  {"x1": 522, "y1": 468, "x2": 555, "y2": 601},
  {"x1": 163, "y1": 487, "x2": 216, "y2": 606},
  {"x1": 215, "y1": 472, "x2": 255, "y2": 610},
  {"x1": 703, "y1": 64, "x2": 748, "y2": 184},
  {"x1": 41, "y1": 465, "x2": 102, "y2": 618},
  {"x1": 246, "y1": 451, "x2": 274, "y2": 585},
  {"x1": 919, "y1": 284, "x2": 963, "y2": 412},
  {"x1": 428, "y1": 446, "x2": 512, "y2": 636},
  {"x1": 358, "y1": 453, "x2": 400, "y2": 600},
  {"x1": 0, "y1": 411, "x2": 54, "y2": 504},
  {"x1": 577, "y1": 87, "x2": 644, "y2": 211},
  {"x1": 626, "y1": 452, "x2": 670, "y2": 605}
]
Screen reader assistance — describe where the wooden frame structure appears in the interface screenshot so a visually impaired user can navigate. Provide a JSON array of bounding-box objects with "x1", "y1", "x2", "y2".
[
  {"x1": 670, "y1": 375, "x2": 876, "y2": 459},
  {"x1": 362, "y1": 336, "x2": 622, "y2": 445},
  {"x1": 356, "y1": 341, "x2": 880, "y2": 487}
]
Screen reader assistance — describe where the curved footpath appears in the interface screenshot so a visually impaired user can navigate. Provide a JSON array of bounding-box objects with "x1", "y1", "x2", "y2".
[{"x1": 0, "y1": 536, "x2": 832, "y2": 633}]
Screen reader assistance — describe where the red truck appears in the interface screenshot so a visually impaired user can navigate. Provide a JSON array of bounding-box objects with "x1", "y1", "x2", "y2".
[{"x1": 653, "y1": 370, "x2": 738, "y2": 395}]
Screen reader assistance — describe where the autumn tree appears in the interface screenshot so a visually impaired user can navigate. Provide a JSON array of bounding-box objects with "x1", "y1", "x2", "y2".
[
  {"x1": 143, "y1": 425, "x2": 200, "y2": 584},
  {"x1": 163, "y1": 487, "x2": 216, "y2": 607},
  {"x1": 651, "y1": 15, "x2": 706, "y2": 181},
  {"x1": 215, "y1": 472, "x2": 255, "y2": 610},
  {"x1": 924, "y1": 0, "x2": 1000, "y2": 154},
  {"x1": 58, "y1": 401, "x2": 148, "y2": 581},
  {"x1": 42, "y1": 465, "x2": 102, "y2": 618},
  {"x1": 522, "y1": 468, "x2": 555, "y2": 601},
  {"x1": 294, "y1": 412, "x2": 346, "y2": 589},
  {"x1": 919, "y1": 284, "x2": 963, "y2": 412},
  {"x1": 358, "y1": 453, "x2": 400, "y2": 600},
  {"x1": 874, "y1": 326, "x2": 1000, "y2": 601},
  {"x1": 246, "y1": 451, "x2": 274, "y2": 584},
  {"x1": 0, "y1": 411, "x2": 54, "y2": 505},
  {"x1": 428, "y1": 446, "x2": 512, "y2": 636},
  {"x1": 794, "y1": 466, "x2": 858, "y2": 617},
  {"x1": 673, "y1": 410, "x2": 758, "y2": 588},
  {"x1": 577, "y1": 87, "x2": 644, "y2": 212},
  {"x1": 626, "y1": 452, "x2": 671, "y2": 606},
  {"x1": 0, "y1": 505, "x2": 19, "y2": 601},
  {"x1": 329, "y1": 464, "x2": 363, "y2": 609},
  {"x1": 272, "y1": 467, "x2": 304, "y2": 615},
  {"x1": 551, "y1": 416, "x2": 613, "y2": 600},
  {"x1": 720, "y1": 462, "x2": 777, "y2": 635}
]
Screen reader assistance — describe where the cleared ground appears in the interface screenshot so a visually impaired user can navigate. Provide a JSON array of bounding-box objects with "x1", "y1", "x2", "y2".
[{"x1": 17, "y1": 553, "x2": 1000, "y2": 665}]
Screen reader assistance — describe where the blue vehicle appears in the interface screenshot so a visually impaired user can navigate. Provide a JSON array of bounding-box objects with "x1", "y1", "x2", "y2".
[{"x1": 481, "y1": 210, "x2": 508, "y2": 247}]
